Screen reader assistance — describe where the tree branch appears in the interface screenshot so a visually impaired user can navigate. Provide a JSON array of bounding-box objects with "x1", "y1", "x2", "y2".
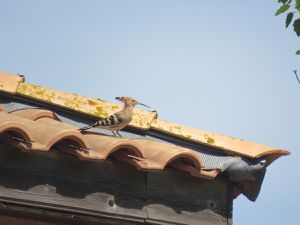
[{"x1": 293, "y1": 70, "x2": 300, "y2": 86}]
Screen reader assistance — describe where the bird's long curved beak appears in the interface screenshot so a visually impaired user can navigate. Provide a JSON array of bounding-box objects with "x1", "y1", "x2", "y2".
[{"x1": 138, "y1": 102, "x2": 150, "y2": 108}]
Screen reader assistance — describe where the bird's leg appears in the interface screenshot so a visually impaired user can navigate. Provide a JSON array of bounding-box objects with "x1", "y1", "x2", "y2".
[
  {"x1": 116, "y1": 131, "x2": 122, "y2": 137},
  {"x1": 112, "y1": 131, "x2": 117, "y2": 136}
]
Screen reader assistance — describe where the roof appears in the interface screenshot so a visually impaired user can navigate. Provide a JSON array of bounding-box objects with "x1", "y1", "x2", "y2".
[
  {"x1": 0, "y1": 71, "x2": 290, "y2": 201},
  {"x1": 0, "y1": 72, "x2": 290, "y2": 160},
  {"x1": 0, "y1": 108, "x2": 217, "y2": 179}
]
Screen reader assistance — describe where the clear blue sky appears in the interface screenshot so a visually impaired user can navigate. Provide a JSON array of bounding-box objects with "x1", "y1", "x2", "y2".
[{"x1": 0, "y1": 1, "x2": 299, "y2": 224}]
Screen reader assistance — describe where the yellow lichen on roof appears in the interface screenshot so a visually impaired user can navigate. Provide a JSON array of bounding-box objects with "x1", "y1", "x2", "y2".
[
  {"x1": 16, "y1": 82, "x2": 157, "y2": 129},
  {"x1": 151, "y1": 119, "x2": 290, "y2": 158},
  {"x1": 0, "y1": 72, "x2": 23, "y2": 94}
]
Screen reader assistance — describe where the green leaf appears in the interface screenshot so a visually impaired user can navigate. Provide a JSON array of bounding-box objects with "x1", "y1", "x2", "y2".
[
  {"x1": 275, "y1": 4, "x2": 290, "y2": 16},
  {"x1": 296, "y1": 0, "x2": 300, "y2": 13},
  {"x1": 296, "y1": 50, "x2": 300, "y2": 55},
  {"x1": 278, "y1": 0, "x2": 288, "y2": 3},
  {"x1": 293, "y1": 18, "x2": 300, "y2": 36},
  {"x1": 286, "y1": 12, "x2": 294, "y2": 28}
]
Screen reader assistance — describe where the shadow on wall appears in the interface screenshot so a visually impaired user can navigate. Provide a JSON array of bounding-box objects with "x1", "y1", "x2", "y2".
[{"x1": 0, "y1": 144, "x2": 229, "y2": 218}]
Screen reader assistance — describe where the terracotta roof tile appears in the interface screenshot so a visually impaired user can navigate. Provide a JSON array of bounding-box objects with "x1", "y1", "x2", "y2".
[
  {"x1": 0, "y1": 109, "x2": 215, "y2": 179},
  {"x1": 0, "y1": 72, "x2": 290, "y2": 161},
  {"x1": 16, "y1": 82, "x2": 156, "y2": 129},
  {"x1": 0, "y1": 72, "x2": 23, "y2": 94},
  {"x1": 151, "y1": 119, "x2": 290, "y2": 158}
]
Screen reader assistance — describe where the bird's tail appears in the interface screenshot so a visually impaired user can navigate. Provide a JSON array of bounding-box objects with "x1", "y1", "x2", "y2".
[{"x1": 79, "y1": 124, "x2": 95, "y2": 131}]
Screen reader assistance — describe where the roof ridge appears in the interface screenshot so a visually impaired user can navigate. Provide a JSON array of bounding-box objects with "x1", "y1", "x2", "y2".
[{"x1": 150, "y1": 119, "x2": 290, "y2": 158}]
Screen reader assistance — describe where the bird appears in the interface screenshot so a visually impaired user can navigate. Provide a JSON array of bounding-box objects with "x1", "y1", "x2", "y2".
[{"x1": 79, "y1": 97, "x2": 150, "y2": 137}]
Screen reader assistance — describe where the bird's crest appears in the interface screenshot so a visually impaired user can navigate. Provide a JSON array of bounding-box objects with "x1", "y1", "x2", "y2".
[{"x1": 115, "y1": 97, "x2": 150, "y2": 108}]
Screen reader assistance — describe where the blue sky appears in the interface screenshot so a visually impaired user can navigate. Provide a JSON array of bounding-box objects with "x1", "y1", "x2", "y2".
[{"x1": 0, "y1": 1, "x2": 299, "y2": 224}]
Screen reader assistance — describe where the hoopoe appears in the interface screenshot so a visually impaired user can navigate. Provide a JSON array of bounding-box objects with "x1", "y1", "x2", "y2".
[{"x1": 79, "y1": 97, "x2": 150, "y2": 137}]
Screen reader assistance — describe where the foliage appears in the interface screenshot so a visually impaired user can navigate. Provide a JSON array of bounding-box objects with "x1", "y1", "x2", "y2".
[{"x1": 275, "y1": 0, "x2": 300, "y2": 54}]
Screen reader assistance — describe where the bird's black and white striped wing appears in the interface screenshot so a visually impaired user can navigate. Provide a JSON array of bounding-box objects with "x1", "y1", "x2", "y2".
[
  {"x1": 95, "y1": 114, "x2": 123, "y2": 127},
  {"x1": 79, "y1": 114, "x2": 123, "y2": 131}
]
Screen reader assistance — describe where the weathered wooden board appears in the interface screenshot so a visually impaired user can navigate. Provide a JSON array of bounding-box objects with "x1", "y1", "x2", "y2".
[
  {"x1": 0, "y1": 202, "x2": 143, "y2": 225},
  {"x1": 0, "y1": 144, "x2": 232, "y2": 225},
  {"x1": 0, "y1": 144, "x2": 147, "y2": 223},
  {"x1": 146, "y1": 171, "x2": 229, "y2": 225}
]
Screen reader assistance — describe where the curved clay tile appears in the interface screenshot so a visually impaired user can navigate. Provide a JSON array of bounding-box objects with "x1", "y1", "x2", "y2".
[
  {"x1": 199, "y1": 169, "x2": 220, "y2": 179},
  {"x1": 151, "y1": 119, "x2": 290, "y2": 159},
  {"x1": 10, "y1": 108, "x2": 60, "y2": 121},
  {"x1": 0, "y1": 123, "x2": 33, "y2": 151},
  {"x1": 124, "y1": 139, "x2": 204, "y2": 171},
  {"x1": 80, "y1": 134, "x2": 145, "y2": 167},
  {"x1": 162, "y1": 152, "x2": 219, "y2": 178},
  {"x1": 74, "y1": 133, "x2": 207, "y2": 173},
  {"x1": 165, "y1": 154, "x2": 202, "y2": 177},
  {"x1": 105, "y1": 141, "x2": 146, "y2": 169},
  {"x1": 255, "y1": 149, "x2": 290, "y2": 158},
  {"x1": 0, "y1": 112, "x2": 85, "y2": 152},
  {"x1": 81, "y1": 134, "x2": 118, "y2": 159},
  {"x1": 164, "y1": 152, "x2": 202, "y2": 170},
  {"x1": 0, "y1": 122, "x2": 33, "y2": 142},
  {"x1": 104, "y1": 140, "x2": 144, "y2": 159},
  {"x1": 108, "y1": 148, "x2": 144, "y2": 168},
  {"x1": 45, "y1": 130, "x2": 89, "y2": 152},
  {"x1": 264, "y1": 152, "x2": 290, "y2": 166},
  {"x1": 50, "y1": 136, "x2": 92, "y2": 160},
  {"x1": 167, "y1": 159, "x2": 219, "y2": 179},
  {"x1": 36, "y1": 117, "x2": 75, "y2": 130},
  {"x1": 0, "y1": 72, "x2": 23, "y2": 94}
]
